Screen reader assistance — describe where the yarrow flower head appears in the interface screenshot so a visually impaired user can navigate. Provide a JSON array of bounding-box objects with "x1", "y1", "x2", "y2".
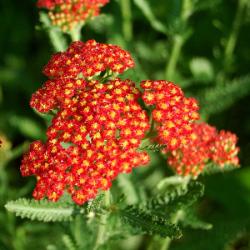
[
  {"x1": 141, "y1": 80, "x2": 200, "y2": 150},
  {"x1": 37, "y1": 0, "x2": 109, "y2": 31},
  {"x1": 31, "y1": 40, "x2": 135, "y2": 113},
  {"x1": 167, "y1": 122, "x2": 239, "y2": 177},
  {"x1": 22, "y1": 41, "x2": 149, "y2": 205}
]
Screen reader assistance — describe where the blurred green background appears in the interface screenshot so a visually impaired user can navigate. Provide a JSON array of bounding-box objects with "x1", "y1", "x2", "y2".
[{"x1": 0, "y1": 0, "x2": 250, "y2": 249}]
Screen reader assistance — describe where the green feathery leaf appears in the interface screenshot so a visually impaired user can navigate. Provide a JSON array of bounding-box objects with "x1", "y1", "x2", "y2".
[
  {"x1": 146, "y1": 181, "x2": 204, "y2": 216},
  {"x1": 199, "y1": 74, "x2": 250, "y2": 115},
  {"x1": 5, "y1": 198, "x2": 75, "y2": 222},
  {"x1": 139, "y1": 143, "x2": 166, "y2": 152},
  {"x1": 119, "y1": 206, "x2": 182, "y2": 239},
  {"x1": 87, "y1": 194, "x2": 105, "y2": 214},
  {"x1": 202, "y1": 163, "x2": 239, "y2": 175}
]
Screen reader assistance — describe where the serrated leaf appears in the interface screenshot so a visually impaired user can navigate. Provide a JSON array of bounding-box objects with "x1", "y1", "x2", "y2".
[
  {"x1": 199, "y1": 75, "x2": 250, "y2": 115},
  {"x1": 146, "y1": 181, "x2": 204, "y2": 216},
  {"x1": 120, "y1": 206, "x2": 182, "y2": 239},
  {"x1": 202, "y1": 163, "x2": 238, "y2": 175},
  {"x1": 87, "y1": 194, "x2": 105, "y2": 214},
  {"x1": 5, "y1": 198, "x2": 75, "y2": 222},
  {"x1": 139, "y1": 143, "x2": 166, "y2": 152}
]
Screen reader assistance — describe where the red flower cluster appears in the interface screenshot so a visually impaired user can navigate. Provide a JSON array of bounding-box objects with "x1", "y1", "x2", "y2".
[
  {"x1": 141, "y1": 80, "x2": 199, "y2": 150},
  {"x1": 43, "y1": 40, "x2": 134, "y2": 78},
  {"x1": 31, "y1": 40, "x2": 135, "y2": 113},
  {"x1": 167, "y1": 123, "x2": 239, "y2": 177},
  {"x1": 21, "y1": 40, "x2": 240, "y2": 204},
  {"x1": 22, "y1": 41, "x2": 149, "y2": 204},
  {"x1": 37, "y1": 0, "x2": 109, "y2": 31}
]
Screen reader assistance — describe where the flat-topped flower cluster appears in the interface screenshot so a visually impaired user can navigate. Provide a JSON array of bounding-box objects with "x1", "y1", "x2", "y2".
[
  {"x1": 167, "y1": 123, "x2": 239, "y2": 176},
  {"x1": 21, "y1": 40, "x2": 239, "y2": 204},
  {"x1": 37, "y1": 0, "x2": 109, "y2": 31}
]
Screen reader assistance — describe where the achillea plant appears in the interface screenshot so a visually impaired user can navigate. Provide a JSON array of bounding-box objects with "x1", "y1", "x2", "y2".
[
  {"x1": 37, "y1": 0, "x2": 109, "y2": 31},
  {"x1": 3, "y1": 0, "x2": 249, "y2": 249},
  {"x1": 5, "y1": 40, "x2": 240, "y2": 249},
  {"x1": 4, "y1": 3, "x2": 242, "y2": 249},
  {"x1": 20, "y1": 40, "x2": 237, "y2": 206}
]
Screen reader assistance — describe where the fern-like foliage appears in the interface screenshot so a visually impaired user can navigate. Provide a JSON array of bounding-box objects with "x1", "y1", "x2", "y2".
[
  {"x1": 139, "y1": 143, "x2": 166, "y2": 152},
  {"x1": 145, "y1": 181, "x2": 204, "y2": 217},
  {"x1": 86, "y1": 194, "x2": 105, "y2": 214},
  {"x1": 202, "y1": 163, "x2": 238, "y2": 175},
  {"x1": 198, "y1": 74, "x2": 250, "y2": 115},
  {"x1": 5, "y1": 198, "x2": 75, "y2": 222},
  {"x1": 119, "y1": 206, "x2": 182, "y2": 239}
]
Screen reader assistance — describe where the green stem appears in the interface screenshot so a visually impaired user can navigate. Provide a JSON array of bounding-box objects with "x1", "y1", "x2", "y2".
[
  {"x1": 165, "y1": 35, "x2": 184, "y2": 80},
  {"x1": 120, "y1": 0, "x2": 133, "y2": 42},
  {"x1": 160, "y1": 238, "x2": 171, "y2": 250},
  {"x1": 224, "y1": 0, "x2": 246, "y2": 72},
  {"x1": 39, "y1": 13, "x2": 67, "y2": 52},
  {"x1": 69, "y1": 25, "x2": 82, "y2": 42},
  {"x1": 216, "y1": 0, "x2": 246, "y2": 85},
  {"x1": 48, "y1": 28, "x2": 68, "y2": 52},
  {"x1": 93, "y1": 190, "x2": 111, "y2": 250},
  {"x1": 165, "y1": 0, "x2": 192, "y2": 80}
]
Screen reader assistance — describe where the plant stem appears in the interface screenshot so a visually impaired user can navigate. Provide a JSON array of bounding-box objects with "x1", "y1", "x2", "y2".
[
  {"x1": 216, "y1": 0, "x2": 246, "y2": 85},
  {"x1": 93, "y1": 190, "x2": 111, "y2": 250},
  {"x1": 120, "y1": 0, "x2": 133, "y2": 42},
  {"x1": 165, "y1": 35, "x2": 184, "y2": 80},
  {"x1": 39, "y1": 13, "x2": 67, "y2": 52},
  {"x1": 160, "y1": 238, "x2": 171, "y2": 250},
  {"x1": 224, "y1": 0, "x2": 246, "y2": 72},
  {"x1": 165, "y1": 0, "x2": 192, "y2": 80},
  {"x1": 69, "y1": 25, "x2": 82, "y2": 42}
]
